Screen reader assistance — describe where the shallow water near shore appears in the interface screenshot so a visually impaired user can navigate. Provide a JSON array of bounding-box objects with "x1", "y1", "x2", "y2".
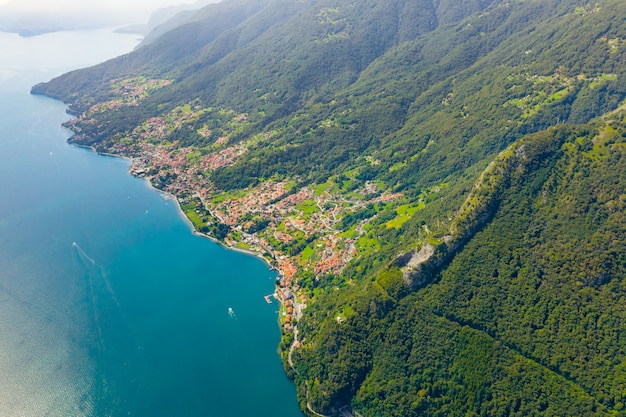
[{"x1": 0, "y1": 29, "x2": 302, "y2": 417}]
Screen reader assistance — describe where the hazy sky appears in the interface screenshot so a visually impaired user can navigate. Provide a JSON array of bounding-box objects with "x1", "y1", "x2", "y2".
[
  {"x1": 0, "y1": 0, "x2": 185, "y2": 9},
  {"x1": 0, "y1": 0, "x2": 192, "y2": 22}
]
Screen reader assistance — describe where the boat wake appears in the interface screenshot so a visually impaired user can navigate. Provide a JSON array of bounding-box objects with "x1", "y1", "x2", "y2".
[{"x1": 72, "y1": 241, "x2": 95, "y2": 265}]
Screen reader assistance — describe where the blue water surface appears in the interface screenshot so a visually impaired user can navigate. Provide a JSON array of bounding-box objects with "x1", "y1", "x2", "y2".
[{"x1": 0, "y1": 29, "x2": 302, "y2": 417}]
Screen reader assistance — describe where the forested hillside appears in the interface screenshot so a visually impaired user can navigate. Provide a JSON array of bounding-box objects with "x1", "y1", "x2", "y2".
[
  {"x1": 32, "y1": 0, "x2": 626, "y2": 415},
  {"x1": 294, "y1": 115, "x2": 626, "y2": 416}
]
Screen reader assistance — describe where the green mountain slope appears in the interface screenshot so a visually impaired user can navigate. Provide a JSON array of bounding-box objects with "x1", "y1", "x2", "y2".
[
  {"x1": 31, "y1": 0, "x2": 626, "y2": 415},
  {"x1": 294, "y1": 116, "x2": 626, "y2": 415}
]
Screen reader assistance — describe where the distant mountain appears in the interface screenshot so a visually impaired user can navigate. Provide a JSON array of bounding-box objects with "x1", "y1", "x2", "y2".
[
  {"x1": 0, "y1": 8, "x2": 124, "y2": 36},
  {"x1": 33, "y1": 0, "x2": 626, "y2": 415},
  {"x1": 116, "y1": 0, "x2": 221, "y2": 38}
]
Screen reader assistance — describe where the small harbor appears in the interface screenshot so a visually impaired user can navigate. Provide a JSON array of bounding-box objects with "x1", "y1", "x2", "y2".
[{"x1": 264, "y1": 293, "x2": 277, "y2": 304}]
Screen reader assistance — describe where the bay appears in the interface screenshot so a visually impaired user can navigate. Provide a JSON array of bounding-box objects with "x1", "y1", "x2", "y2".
[{"x1": 0, "y1": 29, "x2": 302, "y2": 417}]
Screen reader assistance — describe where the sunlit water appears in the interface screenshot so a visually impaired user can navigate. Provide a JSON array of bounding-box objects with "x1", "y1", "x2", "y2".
[{"x1": 0, "y1": 29, "x2": 302, "y2": 417}]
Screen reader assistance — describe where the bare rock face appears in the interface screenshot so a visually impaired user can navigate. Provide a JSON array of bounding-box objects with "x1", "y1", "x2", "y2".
[
  {"x1": 401, "y1": 242, "x2": 437, "y2": 288},
  {"x1": 397, "y1": 237, "x2": 454, "y2": 290},
  {"x1": 406, "y1": 243, "x2": 436, "y2": 269}
]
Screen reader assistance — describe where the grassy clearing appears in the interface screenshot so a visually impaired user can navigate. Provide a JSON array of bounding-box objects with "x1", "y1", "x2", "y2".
[
  {"x1": 389, "y1": 162, "x2": 406, "y2": 172},
  {"x1": 296, "y1": 199, "x2": 319, "y2": 215},
  {"x1": 386, "y1": 203, "x2": 425, "y2": 229},
  {"x1": 185, "y1": 210, "x2": 205, "y2": 229},
  {"x1": 338, "y1": 225, "x2": 357, "y2": 239},
  {"x1": 186, "y1": 151, "x2": 202, "y2": 165},
  {"x1": 357, "y1": 235, "x2": 380, "y2": 255},
  {"x1": 583, "y1": 125, "x2": 620, "y2": 161},
  {"x1": 315, "y1": 182, "x2": 332, "y2": 196},
  {"x1": 181, "y1": 202, "x2": 195, "y2": 211},
  {"x1": 301, "y1": 246, "x2": 315, "y2": 262},
  {"x1": 426, "y1": 235, "x2": 444, "y2": 246},
  {"x1": 590, "y1": 73, "x2": 618, "y2": 89},
  {"x1": 336, "y1": 305, "x2": 355, "y2": 322}
]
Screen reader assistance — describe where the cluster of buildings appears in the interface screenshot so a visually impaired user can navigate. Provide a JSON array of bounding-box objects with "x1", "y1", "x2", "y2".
[
  {"x1": 199, "y1": 143, "x2": 248, "y2": 172},
  {"x1": 114, "y1": 124, "x2": 405, "y2": 334},
  {"x1": 87, "y1": 78, "x2": 172, "y2": 116},
  {"x1": 212, "y1": 180, "x2": 293, "y2": 226},
  {"x1": 74, "y1": 79, "x2": 413, "y2": 334}
]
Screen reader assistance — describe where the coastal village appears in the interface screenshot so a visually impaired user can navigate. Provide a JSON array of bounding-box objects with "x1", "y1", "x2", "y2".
[{"x1": 66, "y1": 77, "x2": 436, "y2": 333}]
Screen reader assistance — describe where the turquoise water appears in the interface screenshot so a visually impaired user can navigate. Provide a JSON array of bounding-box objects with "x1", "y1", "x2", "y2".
[{"x1": 0, "y1": 30, "x2": 302, "y2": 417}]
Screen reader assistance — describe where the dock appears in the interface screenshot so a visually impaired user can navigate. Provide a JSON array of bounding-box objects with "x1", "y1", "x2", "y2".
[{"x1": 264, "y1": 293, "x2": 277, "y2": 304}]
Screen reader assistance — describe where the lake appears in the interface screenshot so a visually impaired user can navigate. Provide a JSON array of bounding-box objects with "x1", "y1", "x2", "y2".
[{"x1": 0, "y1": 28, "x2": 302, "y2": 417}]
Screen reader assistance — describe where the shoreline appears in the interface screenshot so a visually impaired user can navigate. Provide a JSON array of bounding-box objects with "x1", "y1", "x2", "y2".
[
  {"x1": 63, "y1": 115, "x2": 303, "y2": 369},
  {"x1": 65, "y1": 134, "x2": 304, "y2": 417},
  {"x1": 70, "y1": 141, "x2": 283, "y2": 278},
  {"x1": 70, "y1": 137, "x2": 307, "y2": 366}
]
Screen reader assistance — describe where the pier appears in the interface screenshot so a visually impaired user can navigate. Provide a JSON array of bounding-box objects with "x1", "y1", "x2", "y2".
[{"x1": 264, "y1": 293, "x2": 277, "y2": 304}]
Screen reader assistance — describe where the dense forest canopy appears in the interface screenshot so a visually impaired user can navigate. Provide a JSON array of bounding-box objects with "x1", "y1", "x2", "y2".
[{"x1": 33, "y1": 0, "x2": 626, "y2": 415}]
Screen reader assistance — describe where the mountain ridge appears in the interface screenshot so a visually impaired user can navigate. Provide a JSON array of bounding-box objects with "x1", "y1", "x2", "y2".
[{"x1": 31, "y1": 0, "x2": 626, "y2": 415}]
